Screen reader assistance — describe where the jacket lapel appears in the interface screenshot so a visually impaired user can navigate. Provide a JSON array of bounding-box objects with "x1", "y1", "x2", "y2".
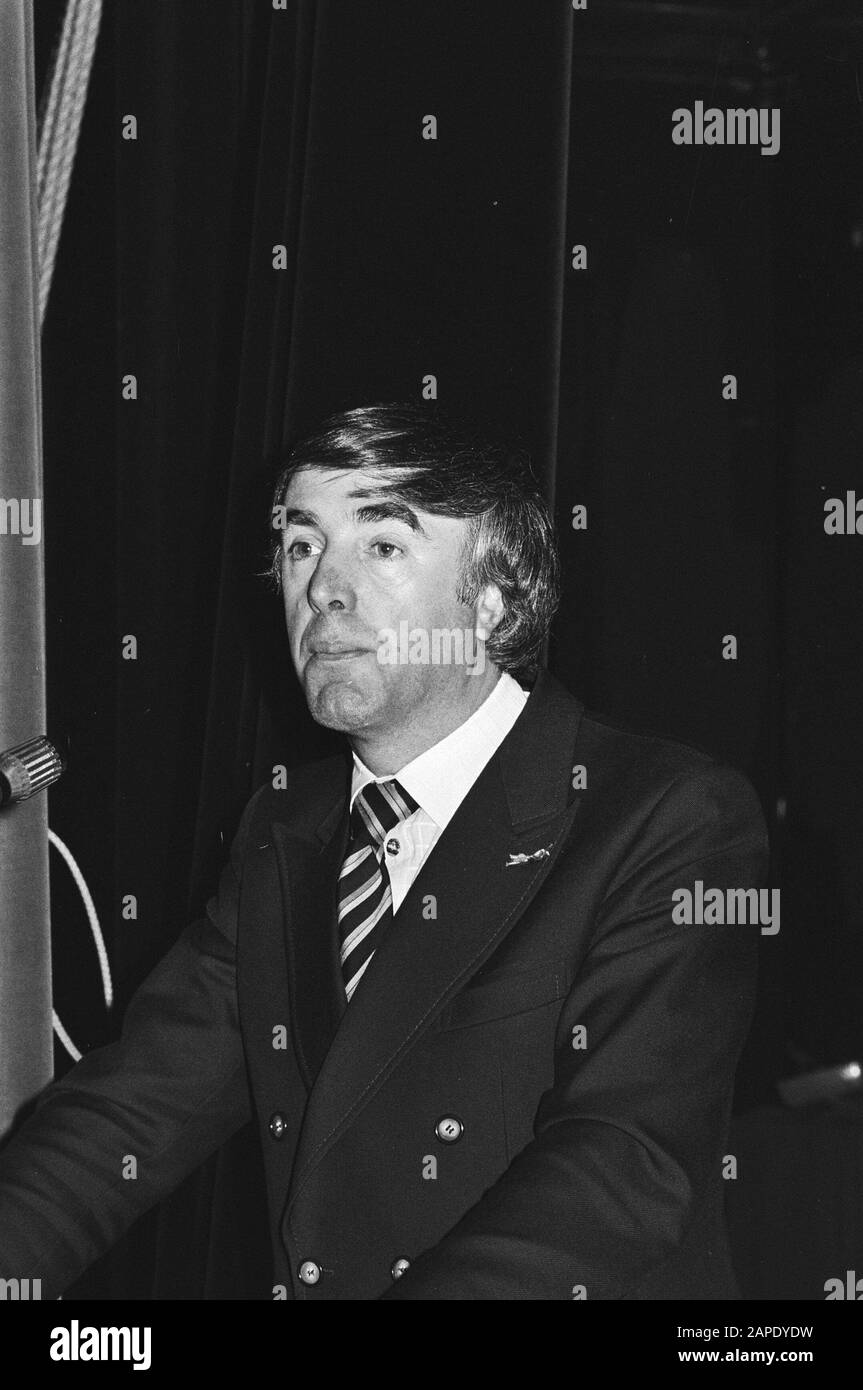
[
  {"x1": 271, "y1": 758, "x2": 350, "y2": 1090},
  {"x1": 285, "y1": 670, "x2": 585, "y2": 1202}
]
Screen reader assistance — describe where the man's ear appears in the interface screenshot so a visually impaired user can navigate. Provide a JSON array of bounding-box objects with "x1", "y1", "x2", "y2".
[{"x1": 475, "y1": 583, "x2": 505, "y2": 642}]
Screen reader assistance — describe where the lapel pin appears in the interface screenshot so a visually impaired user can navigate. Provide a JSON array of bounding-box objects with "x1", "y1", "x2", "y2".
[{"x1": 506, "y1": 847, "x2": 551, "y2": 867}]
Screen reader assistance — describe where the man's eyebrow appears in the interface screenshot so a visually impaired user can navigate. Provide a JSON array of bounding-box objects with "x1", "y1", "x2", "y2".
[
  {"x1": 349, "y1": 496, "x2": 428, "y2": 535},
  {"x1": 280, "y1": 508, "x2": 321, "y2": 529},
  {"x1": 279, "y1": 498, "x2": 429, "y2": 536}
]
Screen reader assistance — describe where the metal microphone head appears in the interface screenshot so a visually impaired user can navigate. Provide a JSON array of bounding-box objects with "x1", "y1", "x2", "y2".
[{"x1": 0, "y1": 735, "x2": 66, "y2": 807}]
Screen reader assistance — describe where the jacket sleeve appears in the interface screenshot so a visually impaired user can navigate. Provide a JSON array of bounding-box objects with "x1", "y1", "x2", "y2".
[
  {"x1": 380, "y1": 764, "x2": 768, "y2": 1300},
  {"x1": 0, "y1": 786, "x2": 265, "y2": 1299}
]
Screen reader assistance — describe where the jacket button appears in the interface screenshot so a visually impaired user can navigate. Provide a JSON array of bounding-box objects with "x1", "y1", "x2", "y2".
[
  {"x1": 435, "y1": 1115, "x2": 463, "y2": 1143},
  {"x1": 391, "y1": 1258, "x2": 411, "y2": 1280},
  {"x1": 268, "y1": 1112, "x2": 287, "y2": 1141},
  {"x1": 298, "y1": 1260, "x2": 321, "y2": 1285}
]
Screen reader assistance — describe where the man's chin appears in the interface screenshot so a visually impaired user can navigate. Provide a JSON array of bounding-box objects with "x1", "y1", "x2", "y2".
[{"x1": 304, "y1": 677, "x2": 380, "y2": 732}]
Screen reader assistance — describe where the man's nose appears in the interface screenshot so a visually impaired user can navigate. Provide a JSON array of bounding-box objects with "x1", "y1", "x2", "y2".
[{"x1": 307, "y1": 554, "x2": 356, "y2": 613}]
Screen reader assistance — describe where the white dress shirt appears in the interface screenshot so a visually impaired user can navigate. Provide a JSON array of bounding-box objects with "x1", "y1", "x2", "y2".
[{"x1": 350, "y1": 671, "x2": 529, "y2": 913}]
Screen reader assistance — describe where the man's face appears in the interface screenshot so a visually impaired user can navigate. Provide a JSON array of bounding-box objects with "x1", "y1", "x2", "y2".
[{"x1": 278, "y1": 466, "x2": 488, "y2": 737}]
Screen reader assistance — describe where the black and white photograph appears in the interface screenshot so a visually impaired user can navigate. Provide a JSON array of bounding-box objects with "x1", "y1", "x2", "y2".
[{"x1": 0, "y1": 0, "x2": 861, "y2": 1359}]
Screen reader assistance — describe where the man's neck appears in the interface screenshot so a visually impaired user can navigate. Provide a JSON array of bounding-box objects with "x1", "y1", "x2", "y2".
[{"x1": 350, "y1": 666, "x2": 503, "y2": 776}]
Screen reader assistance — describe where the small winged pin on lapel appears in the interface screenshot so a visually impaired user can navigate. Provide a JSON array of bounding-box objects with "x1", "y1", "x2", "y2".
[{"x1": 506, "y1": 846, "x2": 551, "y2": 867}]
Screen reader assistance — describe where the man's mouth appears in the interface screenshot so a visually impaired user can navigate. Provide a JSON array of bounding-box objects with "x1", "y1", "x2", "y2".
[{"x1": 308, "y1": 645, "x2": 369, "y2": 660}]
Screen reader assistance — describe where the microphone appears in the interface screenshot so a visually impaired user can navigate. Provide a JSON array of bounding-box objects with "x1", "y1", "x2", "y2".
[{"x1": 0, "y1": 735, "x2": 66, "y2": 807}]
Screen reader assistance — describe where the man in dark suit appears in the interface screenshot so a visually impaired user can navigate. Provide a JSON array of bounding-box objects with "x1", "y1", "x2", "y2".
[{"x1": 0, "y1": 403, "x2": 768, "y2": 1300}]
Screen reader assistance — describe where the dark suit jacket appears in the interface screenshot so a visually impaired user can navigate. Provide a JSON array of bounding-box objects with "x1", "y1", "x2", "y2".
[{"x1": 0, "y1": 670, "x2": 768, "y2": 1299}]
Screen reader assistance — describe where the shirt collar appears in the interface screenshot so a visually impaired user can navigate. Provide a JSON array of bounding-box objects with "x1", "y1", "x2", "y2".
[{"x1": 350, "y1": 671, "x2": 529, "y2": 831}]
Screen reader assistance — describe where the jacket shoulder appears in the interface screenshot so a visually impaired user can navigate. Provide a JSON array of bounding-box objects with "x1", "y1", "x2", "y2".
[
  {"x1": 579, "y1": 706, "x2": 715, "y2": 775},
  {"x1": 571, "y1": 702, "x2": 763, "y2": 832},
  {"x1": 239, "y1": 754, "x2": 350, "y2": 834}
]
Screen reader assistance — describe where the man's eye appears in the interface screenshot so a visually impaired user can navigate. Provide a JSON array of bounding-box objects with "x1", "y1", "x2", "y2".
[
  {"x1": 286, "y1": 539, "x2": 321, "y2": 560},
  {"x1": 371, "y1": 541, "x2": 402, "y2": 559}
]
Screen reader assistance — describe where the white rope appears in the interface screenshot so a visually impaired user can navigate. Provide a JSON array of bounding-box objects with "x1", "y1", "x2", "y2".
[
  {"x1": 37, "y1": 0, "x2": 103, "y2": 324},
  {"x1": 48, "y1": 828, "x2": 114, "y2": 1062},
  {"x1": 51, "y1": 1009, "x2": 82, "y2": 1064}
]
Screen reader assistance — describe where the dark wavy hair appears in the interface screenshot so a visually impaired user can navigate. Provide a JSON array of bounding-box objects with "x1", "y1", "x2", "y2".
[{"x1": 266, "y1": 402, "x2": 560, "y2": 679}]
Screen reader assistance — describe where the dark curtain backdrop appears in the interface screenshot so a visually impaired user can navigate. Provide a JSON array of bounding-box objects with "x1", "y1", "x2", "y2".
[{"x1": 31, "y1": 0, "x2": 863, "y2": 1298}]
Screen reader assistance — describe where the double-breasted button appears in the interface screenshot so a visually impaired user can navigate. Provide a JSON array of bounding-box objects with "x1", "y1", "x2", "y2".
[
  {"x1": 298, "y1": 1260, "x2": 321, "y2": 1285},
  {"x1": 391, "y1": 1258, "x2": 411, "y2": 1280},
  {"x1": 268, "y1": 1112, "x2": 287, "y2": 1141},
  {"x1": 385, "y1": 837, "x2": 400, "y2": 856},
  {"x1": 435, "y1": 1115, "x2": 463, "y2": 1143}
]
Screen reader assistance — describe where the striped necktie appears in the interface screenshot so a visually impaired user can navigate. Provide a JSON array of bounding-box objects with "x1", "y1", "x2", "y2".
[{"x1": 338, "y1": 779, "x2": 419, "y2": 1001}]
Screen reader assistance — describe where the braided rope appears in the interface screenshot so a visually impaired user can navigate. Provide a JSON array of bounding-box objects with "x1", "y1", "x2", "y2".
[
  {"x1": 37, "y1": 0, "x2": 103, "y2": 324},
  {"x1": 36, "y1": 0, "x2": 76, "y2": 191}
]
